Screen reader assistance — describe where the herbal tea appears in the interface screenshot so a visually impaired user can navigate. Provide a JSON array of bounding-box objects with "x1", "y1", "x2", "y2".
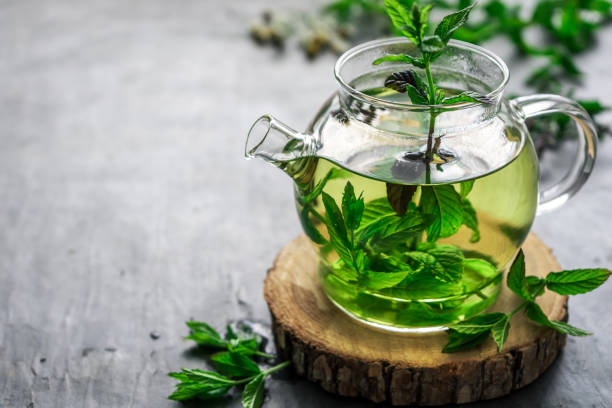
[
  {"x1": 246, "y1": 0, "x2": 596, "y2": 335},
  {"x1": 294, "y1": 129, "x2": 538, "y2": 330}
]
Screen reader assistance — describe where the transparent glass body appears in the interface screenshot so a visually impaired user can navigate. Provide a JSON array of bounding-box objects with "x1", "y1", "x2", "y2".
[{"x1": 246, "y1": 39, "x2": 597, "y2": 331}]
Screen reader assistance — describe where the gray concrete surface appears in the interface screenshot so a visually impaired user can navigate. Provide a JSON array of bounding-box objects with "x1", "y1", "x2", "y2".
[{"x1": 0, "y1": 1, "x2": 610, "y2": 407}]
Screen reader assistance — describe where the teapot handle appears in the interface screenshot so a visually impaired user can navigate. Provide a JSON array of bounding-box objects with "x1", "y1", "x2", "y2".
[{"x1": 511, "y1": 94, "x2": 597, "y2": 215}]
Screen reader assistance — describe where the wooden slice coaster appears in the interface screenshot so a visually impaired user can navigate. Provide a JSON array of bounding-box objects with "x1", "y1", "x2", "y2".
[{"x1": 264, "y1": 233, "x2": 568, "y2": 406}]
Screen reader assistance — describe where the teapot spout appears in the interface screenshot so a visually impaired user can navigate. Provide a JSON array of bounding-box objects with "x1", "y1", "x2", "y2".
[{"x1": 245, "y1": 115, "x2": 316, "y2": 163}]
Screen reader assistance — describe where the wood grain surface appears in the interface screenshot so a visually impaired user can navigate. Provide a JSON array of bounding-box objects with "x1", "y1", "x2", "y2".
[
  {"x1": 0, "y1": 1, "x2": 611, "y2": 407},
  {"x1": 266, "y1": 234, "x2": 567, "y2": 405}
]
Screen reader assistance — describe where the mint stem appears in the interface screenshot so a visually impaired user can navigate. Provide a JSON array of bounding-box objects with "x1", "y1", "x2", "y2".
[
  {"x1": 509, "y1": 301, "x2": 527, "y2": 317},
  {"x1": 424, "y1": 58, "x2": 437, "y2": 182},
  {"x1": 230, "y1": 361, "x2": 291, "y2": 386},
  {"x1": 262, "y1": 360, "x2": 291, "y2": 376},
  {"x1": 309, "y1": 207, "x2": 326, "y2": 224},
  {"x1": 474, "y1": 290, "x2": 488, "y2": 300},
  {"x1": 253, "y1": 350, "x2": 276, "y2": 359}
]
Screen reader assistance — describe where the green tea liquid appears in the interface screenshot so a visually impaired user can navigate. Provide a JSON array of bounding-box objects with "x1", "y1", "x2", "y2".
[{"x1": 295, "y1": 142, "x2": 538, "y2": 330}]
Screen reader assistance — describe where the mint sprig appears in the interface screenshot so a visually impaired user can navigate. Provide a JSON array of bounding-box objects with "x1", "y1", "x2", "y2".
[
  {"x1": 443, "y1": 250, "x2": 611, "y2": 352},
  {"x1": 185, "y1": 320, "x2": 273, "y2": 358},
  {"x1": 374, "y1": 1, "x2": 488, "y2": 171},
  {"x1": 169, "y1": 321, "x2": 290, "y2": 407},
  {"x1": 300, "y1": 172, "x2": 487, "y2": 292}
]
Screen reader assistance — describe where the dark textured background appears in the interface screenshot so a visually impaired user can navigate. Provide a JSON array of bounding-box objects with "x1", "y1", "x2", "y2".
[{"x1": 0, "y1": 1, "x2": 610, "y2": 407}]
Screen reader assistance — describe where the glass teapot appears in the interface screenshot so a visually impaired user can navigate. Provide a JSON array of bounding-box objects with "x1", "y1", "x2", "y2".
[{"x1": 245, "y1": 38, "x2": 597, "y2": 332}]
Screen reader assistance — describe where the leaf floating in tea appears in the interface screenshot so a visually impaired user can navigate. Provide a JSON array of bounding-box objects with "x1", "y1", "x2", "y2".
[
  {"x1": 463, "y1": 258, "x2": 497, "y2": 279},
  {"x1": 386, "y1": 183, "x2": 417, "y2": 215},
  {"x1": 459, "y1": 180, "x2": 474, "y2": 198},
  {"x1": 322, "y1": 192, "x2": 354, "y2": 267},
  {"x1": 405, "y1": 243, "x2": 464, "y2": 283},
  {"x1": 361, "y1": 270, "x2": 413, "y2": 290},
  {"x1": 461, "y1": 198, "x2": 480, "y2": 243},
  {"x1": 419, "y1": 185, "x2": 463, "y2": 242},
  {"x1": 342, "y1": 182, "x2": 364, "y2": 232},
  {"x1": 424, "y1": 244, "x2": 464, "y2": 282},
  {"x1": 298, "y1": 207, "x2": 327, "y2": 245}
]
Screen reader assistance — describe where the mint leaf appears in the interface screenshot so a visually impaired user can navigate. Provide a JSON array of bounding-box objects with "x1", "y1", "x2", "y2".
[
  {"x1": 342, "y1": 181, "x2": 364, "y2": 232},
  {"x1": 579, "y1": 100, "x2": 609, "y2": 116},
  {"x1": 185, "y1": 321, "x2": 228, "y2": 349},
  {"x1": 329, "y1": 259, "x2": 359, "y2": 282},
  {"x1": 298, "y1": 206, "x2": 327, "y2": 245},
  {"x1": 420, "y1": 185, "x2": 463, "y2": 242},
  {"x1": 434, "y1": 3, "x2": 476, "y2": 44},
  {"x1": 226, "y1": 322, "x2": 256, "y2": 343},
  {"x1": 174, "y1": 368, "x2": 240, "y2": 385},
  {"x1": 373, "y1": 54, "x2": 425, "y2": 68},
  {"x1": 353, "y1": 248, "x2": 370, "y2": 273},
  {"x1": 242, "y1": 373, "x2": 265, "y2": 408},
  {"x1": 168, "y1": 382, "x2": 232, "y2": 401},
  {"x1": 211, "y1": 351, "x2": 261, "y2": 378},
  {"x1": 375, "y1": 253, "x2": 413, "y2": 271},
  {"x1": 525, "y1": 276, "x2": 546, "y2": 298},
  {"x1": 302, "y1": 168, "x2": 347, "y2": 205},
  {"x1": 405, "y1": 244, "x2": 463, "y2": 283},
  {"x1": 463, "y1": 258, "x2": 498, "y2": 278},
  {"x1": 491, "y1": 316, "x2": 511, "y2": 351},
  {"x1": 459, "y1": 180, "x2": 474, "y2": 198},
  {"x1": 384, "y1": 70, "x2": 428, "y2": 104},
  {"x1": 225, "y1": 322, "x2": 265, "y2": 354},
  {"x1": 441, "y1": 91, "x2": 494, "y2": 105},
  {"x1": 448, "y1": 312, "x2": 506, "y2": 334},
  {"x1": 383, "y1": 0, "x2": 418, "y2": 43},
  {"x1": 321, "y1": 192, "x2": 354, "y2": 266},
  {"x1": 361, "y1": 208, "x2": 426, "y2": 249},
  {"x1": 412, "y1": 3, "x2": 432, "y2": 42},
  {"x1": 547, "y1": 320, "x2": 592, "y2": 337},
  {"x1": 461, "y1": 197, "x2": 480, "y2": 243},
  {"x1": 168, "y1": 369, "x2": 238, "y2": 401},
  {"x1": 406, "y1": 86, "x2": 429, "y2": 105},
  {"x1": 545, "y1": 269, "x2": 611, "y2": 295},
  {"x1": 386, "y1": 183, "x2": 417, "y2": 215},
  {"x1": 357, "y1": 198, "x2": 409, "y2": 244},
  {"x1": 421, "y1": 35, "x2": 445, "y2": 53},
  {"x1": 360, "y1": 197, "x2": 395, "y2": 226},
  {"x1": 443, "y1": 329, "x2": 490, "y2": 353},
  {"x1": 506, "y1": 250, "x2": 531, "y2": 301},
  {"x1": 423, "y1": 243, "x2": 464, "y2": 283},
  {"x1": 362, "y1": 270, "x2": 413, "y2": 290},
  {"x1": 525, "y1": 302, "x2": 591, "y2": 336},
  {"x1": 405, "y1": 250, "x2": 441, "y2": 274}
]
